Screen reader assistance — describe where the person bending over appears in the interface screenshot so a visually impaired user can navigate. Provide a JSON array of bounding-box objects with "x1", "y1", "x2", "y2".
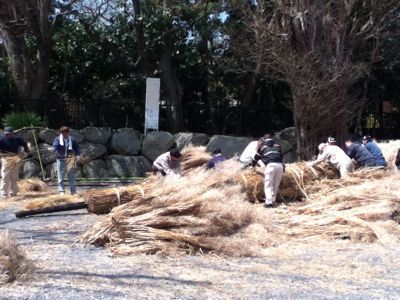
[
  {"x1": 206, "y1": 148, "x2": 226, "y2": 169},
  {"x1": 153, "y1": 148, "x2": 182, "y2": 176},
  {"x1": 362, "y1": 135, "x2": 387, "y2": 168},
  {"x1": 345, "y1": 138, "x2": 375, "y2": 168}
]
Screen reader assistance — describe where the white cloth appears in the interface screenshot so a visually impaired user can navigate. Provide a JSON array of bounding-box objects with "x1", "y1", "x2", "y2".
[
  {"x1": 263, "y1": 162, "x2": 284, "y2": 204},
  {"x1": 240, "y1": 141, "x2": 265, "y2": 167},
  {"x1": 59, "y1": 135, "x2": 73, "y2": 157},
  {"x1": 0, "y1": 158, "x2": 20, "y2": 197},
  {"x1": 312, "y1": 145, "x2": 353, "y2": 178},
  {"x1": 153, "y1": 152, "x2": 181, "y2": 175}
]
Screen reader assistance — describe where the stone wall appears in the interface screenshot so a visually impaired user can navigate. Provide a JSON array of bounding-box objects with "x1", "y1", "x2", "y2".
[{"x1": 12, "y1": 127, "x2": 297, "y2": 179}]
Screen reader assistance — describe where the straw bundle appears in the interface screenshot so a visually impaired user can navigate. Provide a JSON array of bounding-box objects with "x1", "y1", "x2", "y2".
[
  {"x1": 234, "y1": 170, "x2": 264, "y2": 203},
  {"x1": 18, "y1": 178, "x2": 46, "y2": 193},
  {"x1": 0, "y1": 231, "x2": 34, "y2": 284},
  {"x1": 80, "y1": 160, "x2": 277, "y2": 255},
  {"x1": 85, "y1": 181, "x2": 155, "y2": 214},
  {"x1": 180, "y1": 145, "x2": 212, "y2": 175},
  {"x1": 378, "y1": 140, "x2": 400, "y2": 169},
  {"x1": 23, "y1": 194, "x2": 82, "y2": 211},
  {"x1": 2, "y1": 155, "x2": 22, "y2": 170}
]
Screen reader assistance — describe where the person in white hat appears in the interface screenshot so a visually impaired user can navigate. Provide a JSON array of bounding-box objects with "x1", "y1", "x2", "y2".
[{"x1": 310, "y1": 142, "x2": 353, "y2": 178}]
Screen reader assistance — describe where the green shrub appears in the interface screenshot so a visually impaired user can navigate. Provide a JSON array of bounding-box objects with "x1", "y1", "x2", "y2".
[{"x1": 2, "y1": 111, "x2": 46, "y2": 130}]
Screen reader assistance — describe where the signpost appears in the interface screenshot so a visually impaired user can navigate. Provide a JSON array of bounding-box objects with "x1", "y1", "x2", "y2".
[{"x1": 144, "y1": 78, "x2": 160, "y2": 135}]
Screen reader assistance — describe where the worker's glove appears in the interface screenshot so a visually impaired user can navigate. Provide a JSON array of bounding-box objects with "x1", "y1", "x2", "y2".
[
  {"x1": 306, "y1": 162, "x2": 314, "y2": 167},
  {"x1": 161, "y1": 170, "x2": 167, "y2": 176},
  {"x1": 76, "y1": 155, "x2": 81, "y2": 162}
]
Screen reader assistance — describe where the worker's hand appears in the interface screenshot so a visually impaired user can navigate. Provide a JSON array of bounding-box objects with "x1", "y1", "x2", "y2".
[
  {"x1": 251, "y1": 159, "x2": 257, "y2": 167},
  {"x1": 76, "y1": 155, "x2": 81, "y2": 162},
  {"x1": 48, "y1": 147, "x2": 55, "y2": 152},
  {"x1": 306, "y1": 162, "x2": 314, "y2": 167}
]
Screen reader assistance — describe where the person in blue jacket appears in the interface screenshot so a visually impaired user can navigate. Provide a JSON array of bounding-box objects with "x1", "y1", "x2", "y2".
[
  {"x1": 206, "y1": 148, "x2": 226, "y2": 169},
  {"x1": 52, "y1": 126, "x2": 80, "y2": 195},
  {"x1": 362, "y1": 135, "x2": 387, "y2": 167},
  {"x1": 345, "y1": 138, "x2": 376, "y2": 168}
]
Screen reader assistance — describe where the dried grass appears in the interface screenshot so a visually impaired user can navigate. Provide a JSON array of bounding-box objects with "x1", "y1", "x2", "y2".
[
  {"x1": 0, "y1": 231, "x2": 34, "y2": 284},
  {"x1": 2, "y1": 155, "x2": 22, "y2": 170},
  {"x1": 66, "y1": 155, "x2": 90, "y2": 172},
  {"x1": 378, "y1": 140, "x2": 400, "y2": 169},
  {"x1": 18, "y1": 178, "x2": 47, "y2": 193},
  {"x1": 80, "y1": 145, "x2": 400, "y2": 256},
  {"x1": 180, "y1": 145, "x2": 212, "y2": 175},
  {"x1": 23, "y1": 194, "x2": 82, "y2": 211}
]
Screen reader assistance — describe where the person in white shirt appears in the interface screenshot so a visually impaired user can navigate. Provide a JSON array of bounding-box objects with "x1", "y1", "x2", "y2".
[
  {"x1": 311, "y1": 143, "x2": 353, "y2": 178},
  {"x1": 240, "y1": 141, "x2": 265, "y2": 168},
  {"x1": 152, "y1": 149, "x2": 182, "y2": 176}
]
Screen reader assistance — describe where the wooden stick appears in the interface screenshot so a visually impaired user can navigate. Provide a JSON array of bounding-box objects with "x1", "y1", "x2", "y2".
[{"x1": 15, "y1": 202, "x2": 87, "y2": 218}]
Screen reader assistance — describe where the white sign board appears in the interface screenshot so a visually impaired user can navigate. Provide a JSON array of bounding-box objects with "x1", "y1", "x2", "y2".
[{"x1": 145, "y1": 78, "x2": 160, "y2": 134}]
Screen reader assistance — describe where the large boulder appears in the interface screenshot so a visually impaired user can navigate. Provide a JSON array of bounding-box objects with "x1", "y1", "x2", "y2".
[
  {"x1": 39, "y1": 128, "x2": 58, "y2": 144},
  {"x1": 82, "y1": 160, "x2": 109, "y2": 178},
  {"x1": 14, "y1": 127, "x2": 45, "y2": 143},
  {"x1": 110, "y1": 128, "x2": 142, "y2": 155},
  {"x1": 79, "y1": 142, "x2": 107, "y2": 160},
  {"x1": 206, "y1": 135, "x2": 253, "y2": 158},
  {"x1": 174, "y1": 132, "x2": 210, "y2": 150},
  {"x1": 142, "y1": 131, "x2": 175, "y2": 161},
  {"x1": 82, "y1": 127, "x2": 112, "y2": 145},
  {"x1": 70, "y1": 129, "x2": 84, "y2": 143},
  {"x1": 31, "y1": 143, "x2": 56, "y2": 165},
  {"x1": 19, "y1": 160, "x2": 40, "y2": 179},
  {"x1": 276, "y1": 127, "x2": 296, "y2": 149},
  {"x1": 273, "y1": 135, "x2": 297, "y2": 163},
  {"x1": 107, "y1": 155, "x2": 151, "y2": 177}
]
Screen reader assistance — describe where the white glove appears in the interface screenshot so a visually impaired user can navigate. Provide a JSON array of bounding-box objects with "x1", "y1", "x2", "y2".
[
  {"x1": 76, "y1": 155, "x2": 81, "y2": 162},
  {"x1": 306, "y1": 161, "x2": 314, "y2": 167}
]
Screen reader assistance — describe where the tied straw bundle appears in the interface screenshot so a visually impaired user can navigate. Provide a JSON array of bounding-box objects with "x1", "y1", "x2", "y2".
[{"x1": 66, "y1": 155, "x2": 90, "y2": 172}]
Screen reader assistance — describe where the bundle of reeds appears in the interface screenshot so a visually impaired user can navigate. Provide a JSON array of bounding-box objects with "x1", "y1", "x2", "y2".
[
  {"x1": 1, "y1": 155, "x2": 22, "y2": 170},
  {"x1": 85, "y1": 180, "x2": 155, "y2": 214},
  {"x1": 80, "y1": 160, "x2": 277, "y2": 255},
  {"x1": 23, "y1": 194, "x2": 82, "y2": 211},
  {"x1": 18, "y1": 178, "x2": 46, "y2": 193},
  {"x1": 180, "y1": 145, "x2": 212, "y2": 175},
  {"x1": 66, "y1": 155, "x2": 90, "y2": 172},
  {"x1": 0, "y1": 231, "x2": 34, "y2": 284}
]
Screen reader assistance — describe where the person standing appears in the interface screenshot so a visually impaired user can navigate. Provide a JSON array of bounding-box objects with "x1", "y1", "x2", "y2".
[
  {"x1": 362, "y1": 135, "x2": 387, "y2": 167},
  {"x1": 152, "y1": 148, "x2": 182, "y2": 176},
  {"x1": 310, "y1": 143, "x2": 353, "y2": 178},
  {"x1": 345, "y1": 138, "x2": 375, "y2": 168},
  {"x1": 252, "y1": 136, "x2": 284, "y2": 207},
  {"x1": 206, "y1": 148, "x2": 226, "y2": 169},
  {"x1": 52, "y1": 126, "x2": 80, "y2": 195},
  {"x1": 0, "y1": 127, "x2": 29, "y2": 198}
]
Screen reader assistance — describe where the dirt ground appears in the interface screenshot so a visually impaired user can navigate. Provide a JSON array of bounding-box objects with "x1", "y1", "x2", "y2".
[{"x1": 1, "y1": 192, "x2": 400, "y2": 300}]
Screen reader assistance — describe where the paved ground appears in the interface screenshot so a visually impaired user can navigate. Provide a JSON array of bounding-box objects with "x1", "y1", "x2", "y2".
[{"x1": 1, "y1": 196, "x2": 400, "y2": 299}]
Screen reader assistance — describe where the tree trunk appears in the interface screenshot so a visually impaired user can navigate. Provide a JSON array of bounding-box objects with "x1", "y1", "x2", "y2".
[
  {"x1": 238, "y1": 71, "x2": 257, "y2": 135},
  {"x1": 160, "y1": 49, "x2": 184, "y2": 132}
]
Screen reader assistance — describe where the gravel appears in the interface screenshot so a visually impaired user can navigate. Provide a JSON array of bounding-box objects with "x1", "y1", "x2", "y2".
[{"x1": 1, "y1": 200, "x2": 399, "y2": 299}]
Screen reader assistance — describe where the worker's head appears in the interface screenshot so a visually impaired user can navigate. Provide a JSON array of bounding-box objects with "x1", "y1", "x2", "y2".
[
  {"x1": 327, "y1": 137, "x2": 336, "y2": 145},
  {"x1": 318, "y1": 143, "x2": 327, "y2": 153},
  {"x1": 169, "y1": 148, "x2": 182, "y2": 161},
  {"x1": 345, "y1": 138, "x2": 353, "y2": 148},
  {"x1": 3, "y1": 126, "x2": 13, "y2": 139},
  {"x1": 60, "y1": 126, "x2": 70, "y2": 138},
  {"x1": 213, "y1": 148, "x2": 222, "y2": 155},
  {"x1": 362, "y1": 135, "x2": 372, "y2": 144}
]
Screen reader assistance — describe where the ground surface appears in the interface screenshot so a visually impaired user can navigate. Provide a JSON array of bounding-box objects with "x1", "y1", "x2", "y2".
[{"x1": 1, "y1": 192, "x2": 400, "y2": 300}]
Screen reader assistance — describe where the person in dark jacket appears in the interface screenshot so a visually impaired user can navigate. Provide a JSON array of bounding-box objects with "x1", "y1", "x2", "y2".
[
  {"x1": 395, "y1": 148, "x2": 400, "y2": 171},
  {"x1": 206, "y1": 148, "x2": 226, "y2": 169},
  {"x1": 345, "y1": 138, "x2": 376, "y2": 168},
  {"x1": 0, "y1": 127, "x2": 29, "y2": 197},
  {"x1": 252, "y1": 135, "x2": 284, "y2": 207},
  {"x1": 362, "y1": 135, "x2": 387, "y2": 167},
  {"x1": 52, "y1": 126, "x2": 80, "y2": 195}
]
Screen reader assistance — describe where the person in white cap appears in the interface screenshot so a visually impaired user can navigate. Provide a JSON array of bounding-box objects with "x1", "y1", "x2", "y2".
[
  {"x1": 310, "y1": 142, "x2": 353, "y2": 178},
  {"x1": 327, "y1": 137, "x2": 336, "y2": 145}
]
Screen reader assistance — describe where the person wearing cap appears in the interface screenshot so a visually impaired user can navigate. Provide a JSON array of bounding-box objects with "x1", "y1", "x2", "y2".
[
  {"x1": 251, "y1": 135, "x2": 284, "y2": 208},
  {"x1": 152, "y1": 148, "x2": 182, "y2": 176},
  {"x1": 362, "y1": 135, "x2": 387, "y2": 167},
  {"x1": 327, "y1": 137, "x2": 337, "y2": 145},
  {"x1": 345, "y1": 138, "x2": 376, "y2": 168},
  {"x1": 206, "y1": 148, "x2": 226, "y2": 169},
  {"x1": 0, "y1": 127, "x2": 29, "y2": 198},
  {"x1": 52, "y1": 126, "x2": 80, "y2": 195},
  {"x1": 310, "y1": 142, "x2": 353, "y2": 178}
]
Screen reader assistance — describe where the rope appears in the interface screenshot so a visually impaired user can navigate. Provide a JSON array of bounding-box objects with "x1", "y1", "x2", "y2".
[
  {"x1": 135, "y1": 186, "x2": 145, "y2": 198},
  {"x1": 114, "y1": 187, "x2": 121, "y2": 205}
]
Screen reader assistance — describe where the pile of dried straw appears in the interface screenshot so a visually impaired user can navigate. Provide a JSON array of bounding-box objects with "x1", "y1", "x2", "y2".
[
  {"x1": 18, "y1": 178, "x2": 46, "y2": 193},
  {"x1": 81, "y1": 145, "x2": 400, "y2": 256},
  {"x1": 0, "y1": 231, "x2": 34, "y2": 284},
  {"x1": 80, "y1": 160, "x2": 276, "y2": 255}
]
